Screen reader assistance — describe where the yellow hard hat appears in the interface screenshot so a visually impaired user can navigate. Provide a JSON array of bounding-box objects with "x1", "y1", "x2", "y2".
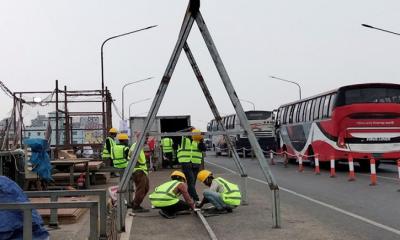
[
  {"x1": 171, "y1": 171, "x2": 186, "y2": 182},
  {"x1": 109, "y1": 128, "x2": 118, "y2": 134},
  {"x1": 117, "y1": 133, "x2": 129, "y2": 141},
  {"x1": 191, "y1": 128, "x2": 203, "y2": 141},
  {"x1": 197, "y1": 170, "x2": 212, "y2": 183}
]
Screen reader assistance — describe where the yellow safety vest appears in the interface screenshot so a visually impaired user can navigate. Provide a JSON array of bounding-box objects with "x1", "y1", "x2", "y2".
[
  {"x1": 215, "y1": 177, "x2": 241, "y2": 206},
  {"x1": 102, "y1": 137, "x2": 116, "y2": 159},
  {"x1": 128, "y1": 143, "x2": 148, "y2": 175},
  {"x1": 111, "y1": 144, "x2": 128, "y2": 169},
  {"x1": 162, "y1": 138, "x2": 173, "y2": 153},
  {"x1": 149, "y1": 180, "x2": 180, "y2": 207}
]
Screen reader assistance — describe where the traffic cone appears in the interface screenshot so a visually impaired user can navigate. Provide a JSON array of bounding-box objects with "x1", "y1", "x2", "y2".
[
  {"x1": 314, "y1": 156, "x2": 320, "y2": 175},
  {"x1": 348, "y1": 155, "x2": 355, "y2": 181},
  {"x1": 330, "y1": 158, "x2": 336, "y2": 178},
  {"x1": 298, "y1": 155, "x2": 304, "y2": 172},
  {"x1": 269, "y1": 150, "x2": 275, "y2": 165},
  {"x1": 370, "y1": 158, "x2": 377, "y2": 186}
]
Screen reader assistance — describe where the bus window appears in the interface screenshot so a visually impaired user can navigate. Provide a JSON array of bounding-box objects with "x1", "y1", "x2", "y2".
[
  {"x1": 293, "y1": 104, "x2": 299, "y2": 123},
  {"x1": 304, "y1": 101, "x2": 310, "y2": 122},
  {"x1": 319, "y1": 96, "x2": 326, "y2": 119},
  {"x1": 279, "y1": 108, "x2": 284, "y2": 124},
  {"x1": 288, "y1": 105, "x2": 295, "y2": 123},
  {"x1": 328, "y1": 94, "x2": 336, "y2": 117},
  {"x1": 308, "y1": 99, "x2": 315, "y2": 121},
  {"x1": 299, "y1": 102, "x2": 305, "y2": 122},
  {"x1": 313, "y1": 98, "x2": 321, "y2": 120},
  {"x1": 323, "y1": 95, "x2": 331, "y2": 118},
  {"x1": 282, "y1": 107, "x2": 288, "y2": 124}
]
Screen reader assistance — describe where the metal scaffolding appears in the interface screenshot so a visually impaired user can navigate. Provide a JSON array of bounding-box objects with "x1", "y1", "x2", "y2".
[
  {"x1": 9, "y1": 80, "x2": 113, "y2": 157},
  {"x1": 118, "y1": 0, "x2": 280, "y2": 231}
]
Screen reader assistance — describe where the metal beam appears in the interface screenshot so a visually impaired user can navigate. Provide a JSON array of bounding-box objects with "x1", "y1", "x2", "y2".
[{"x1": 195, "y1": 11, "x2": 280, "y2": 227}]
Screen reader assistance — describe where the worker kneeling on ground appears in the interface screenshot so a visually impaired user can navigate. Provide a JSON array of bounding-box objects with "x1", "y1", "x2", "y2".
[
  {"x1": 196, "y1": 170, "x2": 241, "y2": 213},
  {"x1": 149, "y1": 171, "x2": 195, "y2": 219}
]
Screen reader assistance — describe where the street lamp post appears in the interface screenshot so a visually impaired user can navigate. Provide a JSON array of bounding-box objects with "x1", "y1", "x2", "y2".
[
  {"x1": 239, "y1": 98, "x2": 256, "y2": 111},
  {"x1": 128, "y1": 98, "x2": 152, "y2": 119},
  {"x1": 100, "y1": 25, "x2": 157, "y2": 137},
  {"x1": 122, "y1": 77, "x2": 153, "y2": 120},
  {"x1": 361, "y1": 24, "x2": 400, "y2": 36},
  {"x1": 269, "y1": 75, "x2": 302, "y2": 99}
]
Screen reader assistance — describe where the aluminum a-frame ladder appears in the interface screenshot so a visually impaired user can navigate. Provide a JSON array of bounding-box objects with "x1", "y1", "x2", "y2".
[{"x1": 117, "y1": 0, "x2": 280, "y2": 230}]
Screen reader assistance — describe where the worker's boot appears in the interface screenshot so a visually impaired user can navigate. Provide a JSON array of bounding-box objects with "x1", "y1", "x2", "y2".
[
  {"x1": 159, "y1": 210, "x2": 176, "y2": 219},
  {"x1": 132, "y1": 205, "x2": 150, "y2": 213}
]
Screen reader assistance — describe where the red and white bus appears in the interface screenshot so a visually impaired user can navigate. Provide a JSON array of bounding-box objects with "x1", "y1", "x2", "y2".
[{"x1": 275, "y1": 83, "x2": 400, "y2": 170}]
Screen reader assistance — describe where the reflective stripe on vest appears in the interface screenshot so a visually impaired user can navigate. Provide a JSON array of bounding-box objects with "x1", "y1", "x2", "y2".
[
  {"x1": 215, "y1": 177, "x2": 241, "y2": 206},
  {"x1": 190, "y1": 141, "x2": 203, "y2": 165},
  {"x1": 102, "y1": 137, "x2": 116, "y2": 159},
  {"x1": 149, "y1": 180, "x2": 180, "y2": 207},
  {"x1": 111, "y1": 144, "x2": 128, "y2": 169},
  {"x1": 129, "y1": 143, "x2": 148, "y2": 175},
  {"x1": 162, "y1": 138, "x2": 173, "y2": 153},
  {"x1": 177, "y1": 137, "x2": 192, "y2": 163}
]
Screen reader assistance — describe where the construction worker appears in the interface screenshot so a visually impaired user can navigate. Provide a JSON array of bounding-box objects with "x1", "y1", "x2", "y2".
[
  {"x1": 196, "y1": 170, "x2": 241, "y2": 213},
  {"x1": 177, "y1": 128, "x2": 203, "y2": 201},
  {"x1": 161, "y1": 137, "x2": 174, "y2": 169},
  {"x1": 101, "y1": 128, "x2": 118, "y2": 166},
  {"x1": 128, "y1": 141, "x2": 150, "y2": 213},
  {"x1": 149, "y1": 171, "x2": 195, "y2": 219},
  {"x1": 111, "y1": 133, "x2": 129, "y2": 169}
]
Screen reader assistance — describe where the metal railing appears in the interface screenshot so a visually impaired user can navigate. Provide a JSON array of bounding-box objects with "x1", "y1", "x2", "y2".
[
  {"x1": 24, "y1": 189, "x2": 107, "y2": 240},
  {"x1": 0, "y1": 201, "x2": 98, "y2": 240}
]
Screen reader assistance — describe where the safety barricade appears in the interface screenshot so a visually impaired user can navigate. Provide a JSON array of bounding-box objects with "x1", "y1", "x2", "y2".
[
  {"x1": 370, "y1": 158, "x2": 377, "y2": 186},
  {"x1": 348, "y1": 155, "x2": 355, "y2": 181}
]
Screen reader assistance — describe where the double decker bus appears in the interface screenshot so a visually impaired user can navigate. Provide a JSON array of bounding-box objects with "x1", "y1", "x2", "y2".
[
  {"x1": 207, "y1": 110, "x2": 276, "y2": 156},
  {"x1": 276, "y1": 83, "x2": 400, "y2": 170}
]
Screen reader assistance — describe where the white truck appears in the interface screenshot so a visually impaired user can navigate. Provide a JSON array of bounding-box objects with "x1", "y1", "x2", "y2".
[{"x1": 129, "y1": 115, "x2": 191, "y2": 168}]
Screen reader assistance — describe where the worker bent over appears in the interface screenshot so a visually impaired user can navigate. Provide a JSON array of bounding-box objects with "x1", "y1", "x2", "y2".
[
  {"x1": 197, "y1": 170, "x2": 241, "y2": 213},
  {"x1": 149, "y1": 171, "x2": 195, "y2": 219},
  {"x1": 128, "y1": 141, "x2": 150, "y2": 213}
]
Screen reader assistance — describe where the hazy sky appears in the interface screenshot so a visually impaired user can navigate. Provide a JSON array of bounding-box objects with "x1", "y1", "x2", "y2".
[{"x1": 1, "y1": 0, "x2": 399, "y2": 130}]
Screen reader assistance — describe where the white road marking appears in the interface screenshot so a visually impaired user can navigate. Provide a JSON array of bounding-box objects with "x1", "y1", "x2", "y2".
[{"x1": 205, "y1": 160, "x2": 400, "y2": 237}]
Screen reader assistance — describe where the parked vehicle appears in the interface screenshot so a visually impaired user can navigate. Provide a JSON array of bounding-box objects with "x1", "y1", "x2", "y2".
[
  {"x1": 275, "y1": 83, "x2": 400, "y2": 170},
  {"x1": 207, "y1": 110, "x2": 276, "y2": 156}
]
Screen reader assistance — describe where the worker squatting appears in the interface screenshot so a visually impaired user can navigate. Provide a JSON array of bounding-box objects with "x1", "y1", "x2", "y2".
[{"x1": 102, "y1": 127, "x2": 241, "y2": 218}]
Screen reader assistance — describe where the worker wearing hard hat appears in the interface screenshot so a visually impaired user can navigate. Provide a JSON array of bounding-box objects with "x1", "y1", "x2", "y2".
[
  {"x1": 128, "y1": 140, "x2": 150, "y2": 213},
  {"x1": 101, "y1": 128, "x2": 118, "y2": 167},
  {"x1": 177, "y1": 128, "x2": 204, "y2": 202},
  {"x1": 161, "y1": 137, "x2": 174, "y2": 169},
  {"x1": 149, "y1": 171, "x2": 195, "y2": 219},
  {"x1": 196, "y1": 170, "x2": 241, "y2": 213},
  {"x1": 111, "y1": 133, "x2": 130, "y2": 169}
]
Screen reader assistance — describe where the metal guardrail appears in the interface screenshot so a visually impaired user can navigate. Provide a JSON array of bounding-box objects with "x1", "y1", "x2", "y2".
[
  {"x1": 0, "y1": 201, "x2": 98, "y2": 240},
  {"x1": 24, "y1": 189, "x2": 107, "y2": 240}
]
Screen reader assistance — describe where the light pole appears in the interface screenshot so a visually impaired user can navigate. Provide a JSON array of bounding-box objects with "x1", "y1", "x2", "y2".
[
  {"x1": 361, "y1": 24, "x2": 400, "y2": 36},
  {"x1": 100, "y1": 25, "x2": 157, "y2": 136},
  {"x1": 128, "y1": 98, "x2": 152, "y2": 119},
  {"x1": 239, "y1": 98, "x2": 256, "y2": 111},
  {"x1": 122, "y1": 77, "x2": 153, "y2": 120},
  {"x1": 269, "y1": 75, "x2": 302, "y2": 99}
]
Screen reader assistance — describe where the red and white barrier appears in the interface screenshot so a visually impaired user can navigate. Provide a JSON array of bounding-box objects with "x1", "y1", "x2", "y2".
[
  {"x1": 314, "y1": 156, "x2": 320, "y2": 175},
  {"x1": 269, "y1": 150, "x2": 275, "y2": 165},
  {"x1": 370, "y1": 158, "x2": 377, "y2": 186},
  {"x1": 330, "y1": 158, "x2": 336, "y2": 178},
  {"x1": 348, "y1": 155, "x2": 355, "y2": 181},
  {"x1": 298, "y1": 155, "x2": 304, "y2": 172}
]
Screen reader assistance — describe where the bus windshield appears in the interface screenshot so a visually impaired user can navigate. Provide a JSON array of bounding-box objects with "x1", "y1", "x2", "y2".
[
  {"x1": 246, "y1": 111, "x2": 272, "y2": 120},
  {"x1": 337, "y1": 87, "x2": 400, "y2": 106}
]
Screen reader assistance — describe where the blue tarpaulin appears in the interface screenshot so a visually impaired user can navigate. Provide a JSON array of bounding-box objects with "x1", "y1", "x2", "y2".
[
  {"x1": 24, "y1": 138, "x2": 53, "y2": 182},
  {"x1": 0, "y1": 176, "x2": 49, "y2": 240}
]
